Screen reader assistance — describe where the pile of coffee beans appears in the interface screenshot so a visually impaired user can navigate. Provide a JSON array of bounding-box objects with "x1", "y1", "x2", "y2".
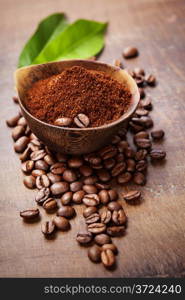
[{"x1": 6, "y1": 54, "x2": 166, "y2": 269}]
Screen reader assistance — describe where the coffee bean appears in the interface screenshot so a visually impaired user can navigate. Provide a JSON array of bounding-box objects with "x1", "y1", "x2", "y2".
[
  {"x1": 134, "y1": 131, "x2": 149, "y2": 141},
  {"x1": 14, "y1": 136, "x2": 30, "y2": 153},
  {"x1": 83, "y1": 206, "x2": 97, "y2": 218},
  {"x1": 28, "y1": 139, "x2": 43, "y2": 152},
  {"x1": 108, "y1": 189, "x2": 118, "y2": 201},
  {"x1": 83, "y1": 176, "x2": 98, "y2": 185},
  {"x1": 35, "y1": 187, "x2": 50, "y2": 204},
  {"x1": 92, "y1": 163, "x2": 103, "y2": 170},
  {"x1": 88, "y1": 245, "x2": 101, "y2": 263},
  {"x1": 50, "y1": 162, "x2": 66, "y2": 174},
  {"x1": 99, "y1": 145, "x2": 117, "y2": 160},
  {"x1": 107, "y1": 226, "x2": 125, "y2": 237},
  {"x1": 135, "y1": 75, "x2": 145, "y2": 87},
  {"x1": 135, "y1": 149, "x2": 148, "y2": 161},
  {"x1": 95, "y1": 182, "x2": 111, "y2": 190},
  {"x1": 150, "y1": 149, "x2": 166, "y2": 160},
  {"x1": 136, "y1": 108, "x2": 149, "y2": 116},
  {"x1": 151, "y1": 130, "x2": 165, "y2": 140},
  {"x1": 57, "y1": 206, "x2": 75, "y2": 218},
  {"x1": 19, "y1": 147, "x2": 32, "y2": 162},
  {"x1": 100, "y1": 209, "x2": 112, "y2": 224},
  {"x1": 117, "y1": 172, "x2": 132, "y2": 184},
  {"x1": 88, "y1": 223, "x2": 106, "y2": 234},
  {"x1": 79, "y1": 165, "x2": 93, "y2": 177},
  {"x1": 54, "y1": 117, "x2": 72, "y2": 127},
  {"x1": 136, "y1": 160, "x2": 147, "y2": 172},
  {"x1": 43, "y1": 198, "x2": 58, "y2": 212},
  {"x1": 17, "y1": 117, "x2": 27, "y2": 127},
  {"x1": 70, "y1": 181, "x2": 83, "y2": 192},
  {"x1": 36, "y1": 174, "x2": 50, "y2": 189},
  {"x1": 63, "y1": 169, "x2": 77, "y2": 182},
  {"x1": 125, "y1": 147, "x2": 135, "y2": 158},
  {"x1": 139, "y1": 87, "x2": 145, "y2": 99},
  {"x1": 117, "y1": 141, "x2": 129, "y2": 152},
  {"x1": 21, "y1": 160, "x2": 34, "y2": 174},
  {"x1": 133, "y1": 172, "x2": 146, "y2": 185},
  {"x1": 44, "y1": 154, "x2": 56, "y2": 165},
  {"x1": 88, "y1": 155, "x2": 102, "y2": 166},
  {"x1": 132, "y1": 116, "x2": 153, "y2": 128},
  {"x1": 12, "y1": 125, "x2": 25, "y2": 141},
  {"x1": 85, "y1": 212, "x2": 100, "y2": 224},
  {"x1": 23, "y1": 175, "x2": 36, "y2": 189},
  {"x1": 96, "y1": 169, "x2": 111, "y2": 182},
  {"x1": 47, "y1": 172, "x2": 62, "y2": 184},
  {"x1": 83, "y1": 194, "x2": 100, "y2": 206},
  {"x1": 134, "y1": 67, "x2": 145, "y2": 76},
  {"x1": 50, "y1": 182, "x2": 69, "y2": 195},
  {"x1": 146, "y1": 74, "x2": 156, "y2": 86},
  {"x1": 126, "y1": 159, "x2": 136, "y2": 172},
  {"x1": 53, "y1": 216, "x2": 70, "y2": 231},
  {"x1": 61, "y1": 191, "x2": 73, "y2": 205},
  {"x1": 76, "y1": 231, "x2": 93, "y2": 244},
  {"x1": 123, "y1": 46, "x2": 138, "y2": 59},
  {"x1": 107, "y1": 201, "x2": 122, "y2": 211},
  {"x1": 135, "y1": 138, "x2": 151, "y2": 149},
  {"x1": 32, "y1": 169, "x2": 46, "y2": 177},
  {"x1": 124, "y1": 190, "x2": 141, "y2": 202},
  {"x1": 129, "y1": 121, "x2": 144, "y2": 133},
  {"x1": 112, "y1": 209, "x2": 127, "y2": 225},
  {"x1": 6, "y1": 113, "x2": 20, "y2": 127},
  {"x1": 140, "y1": 97, "x2": 152, "y2": 110},
  {"x1": 72, "y1": 190, "x2": 85, "y2": 204},
  {"x1": 68, "y1": 157, "x2": 84, "y2": 168},
  {"x1": 94, "y1": 234, "x2": 111, "y2": 246},
  {"x1": 104, "y1": 158, "x2": 116, "y2": 170},
  {"x1": 111, "y1": 162, "x2": 126, "y2": 177},
  {"x1": 41, "y1": 220, "x2": 55, "y2": 235},
  {"x1": 20, "y1": 208, "x2": 39, "y2": 220},
  {"x1": 83, "y1": 184, "x2": 97, "y2": 194},
  {"x1": 30, "y1": 149, "x2": 45, "y2": 161},
  {"x1": 35, "y1": 160, "x2": 49, "y2": 171},
  {"x1": 74, "y1": 113, "x2": 90, "y2": 128},
  {"x1": 102, "y1": 243, "x2": 118, "y2": 254},
  {"x1": 101, "y1": 249, "x2": 115, "y2": 267},
  {"x1": 99, "y1": 190, "x2": 110, "y2": 204}
]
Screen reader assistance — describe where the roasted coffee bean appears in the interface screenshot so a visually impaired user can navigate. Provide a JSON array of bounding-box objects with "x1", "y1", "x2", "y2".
[
  {"x1": 102, "y1": 243, "x2": 118, "y2": 254},
  {"x1": 50, "y1": 182, "x2": 69, "y2": 195},
  {"x1": 107, "y1": 226, "x2": 125, "y2": 237},
  {"x1": 135, "y1": 160, "x2": 147, "y2": 172},
  {"x1": 111, "y1": 135, "x2": 121, "y2": 144},
  {"x1": 92, "y1": 163, "x2": 103, "y2": 170},
  {"x1": 136, "y1": 108, "x2": 149, "y2": 116},
  {"x1": 14, "y1": 136, "x2": 30, "y2": 153},
  {"x1": 135, "y1": 138, "x2": 151, "y2": 149},
  {"x1": 146, "y1": 74, "x2": 156, "y2": 86},
  {"x1": 101, "y1": 249, "x2": 115, "y2": 267},
  {"x1": 133, "y1": 172, "x2": 146, "y2": 185},
  {"x1": 57, "y1": 206, "x2": 75, "y2": 218},
  {"x1": 116, "y1": 153, "x2": 125, "y2": 162},
  {"x1": 30, "y1": 149, "x2": 45, "y2": 161},
  {"x1": 35, "y1": 160, "x2": 49, "y2": 171},
  {"x1": 139, "y1": 87, "x2": 145, "y2": 99},
  {"x1": 54, "y1": 117, "x2": 72, "y2": 127},
  {"x1": 83, "y1": 184, "x2": 97, "y2": 194},
  {"x1": 83, "y1": 194, "x2": 100, "y2": 206},
  {"x1": 117, "y1": 172, "x2": 132, "y2": 184},
  {"x1": 132, "y1": 116, "x2": 153, "y2": 128},
  {"x1": 85, "y1": 213, "x2": 100, "y2": 224},
  {"x1": 72, "y1": 190, "x2": 85, "y2": 204},
  {"x1": 36, "y1": 174, "x2": 50, "y2": 189},
  {"x1": 20, "y1": 208, "x2": 39, "y2": 220},
  {"x1": 123, "y1": 46, "x2": 138, "y2": 59},
  {"x1": 112, "y1": 209, "x2": 127, "y2": 225},
  {"x1": 117, "y1": 141, "x2": 129, "y2": 153},
  {"x1": 100, "y1": 209, "x2": 112, "y2": 224},
  {"x1": 95, "y1": 182, "x2": 111, "y2": 190},
  {"x1": 126, "y1": 159, "x2": 136, "y2": 172},
  {"x1": 99, "y1": 190, "x2": 110, "y2": 204},
  {"x1": 50, "y1": 162, "x2": 66, "y2": 174},
  {"x1": 35, "y1": 187, "x2": 50, "y2": 204},
  {"x1": 140, "y1": 97, "x2": 152, "y2": 110},
  {"x1": 88, "y1": 223, "x2": 106, "y2": 234},
  {"x1": 41, "y1": 220, "x2": 55, "y2": 235},
  {"x1": 19, "y1": 147, "x2": 32, "y2": 162},
  {"x1": 79, "y1": 165, "x2": 93, "y2": 177},
  {"x1": 134, "y1": 67, "x2": 145, "y2": 76},
  {"x1": 43, "y1": 198, "x2": 58, "y2": 212},
  {"x1": 12, "y1": 125, "x2": 25, "y2": 141},
  {"x1": 135, "y1": 75, "x2": 145, "y2": 87},
  {"x1": 104, "y1": 158, "x2": 116, "y2": 170},
  {"x1": 63, "y1": 169, "x2": 77, "y2": 182},
  {"x1": 23, "y1": 175, "x2": 36, "y2": 189},
  {"x1": 61, "y1": 191, "x2": 73, "y2": 205},
  {"x1": 83, "y1": 206, "x2": 97, "y2": 218},
  {"x1": 74, "y1": 113, "x2": 90, "y2": 128},
  {"x1": 108, "y1": 201, "x2": 122, "y2": 211},
  {"x1": 21, "y1": 160, "x2": 34, "y2": 174},
  {"x1": 124, "y1": 190, "x2": 141, "y2": 202},
  {"x1": 151, "y1": 130, "x2": 165, "y2": 140},
  {"x1": 32, "y1": 169, "x2": 46, "y2": 177},
  {"x1": 129, "y1": 121, "x2": 144, "y2": 133},
  {"x1": 150, "y1": 149, "x2": 166, "y2": 160},
  {"x1": 135, "y1": 149, "x2": 148, "y2": 161},
  {"x1": 111, "y1": 162, "x2": 126, "y2": 177},
  {"x1": 44, "y1": 154, "x2": 56, "y2": 165},
  {"x1": 134, "y1": 131, "x2": 149, "y2": 141},
  {"x1": 29, "y1": 139, "x2": 43, "y2": 151},
  {"x1": 6, "y1": 113, "x2": 20, "y2": 127},
  {"x1": 94, "y1": 234, "x2": 111, "y2": 246},
  {"x1": 47, "y1": 172, "x2": 62, "y2": 184},
  {"x1": 76, "y1": 231, "x2": 93, "y2": 244},
  {"x1": 83, "y1": 176, "x2": 98, "y2": 185},
  {"x1": 96, "y1": 169, "x2": 111, "y2": 182},
  {"x1": 108, "y1": 189, "x2": 118, "y2": 201},
  {"x1": 99, "y1": 145, "x2": 117, "y2": 160},
  {"x1": 88, "y1": 245, "x2": 101, "y2": 263},
  {"x1": 53, "y1": 216, "x2": 70, "y2": 231},
  {"x1": 17, "y1": 117, "x2": 27, "y2": 127},
  {"x1": 88, "y1": 155, "x2": 102, "y2": 166},
  {"x1": 125, "y1": 147, "x2": 135, "y2": 158},
  {"x1": 68, "y1": 157, "x2": 83, "y2": 168},
  {"x1": 69, "y1": 180, "x2": 82, "y2": 192}
]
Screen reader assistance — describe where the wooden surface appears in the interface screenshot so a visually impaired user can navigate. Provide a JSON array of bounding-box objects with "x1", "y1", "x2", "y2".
[{"x1": 0, "y1": 0, "x2": 185, "y2": 278}]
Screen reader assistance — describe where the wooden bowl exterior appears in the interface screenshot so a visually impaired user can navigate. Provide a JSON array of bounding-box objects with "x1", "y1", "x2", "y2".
[{"x1": 15, "y1": 60, "x2": 140, "y2": 155}]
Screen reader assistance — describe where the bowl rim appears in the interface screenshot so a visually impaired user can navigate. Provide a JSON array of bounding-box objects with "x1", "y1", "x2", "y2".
[{"x1": 16, "y1": 59, "x2": 140, "y2": 131}]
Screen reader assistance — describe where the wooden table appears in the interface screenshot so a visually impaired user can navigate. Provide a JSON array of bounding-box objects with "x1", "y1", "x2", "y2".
[{"x1": 0, "y1": 0, "x2": 185, "y2": 278}]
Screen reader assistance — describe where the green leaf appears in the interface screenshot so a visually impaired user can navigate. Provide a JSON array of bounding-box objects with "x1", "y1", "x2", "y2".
[
  {"x1": 18, "y1": 13, "x2": 68, "y2": 67},
  {"x1": 33, "y1": 19, "x2": 108, "y2": 64}
]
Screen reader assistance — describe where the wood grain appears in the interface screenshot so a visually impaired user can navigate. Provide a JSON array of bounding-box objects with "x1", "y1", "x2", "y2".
[{"x1": 0, "y1": 0, "x2": 185, "y2": 278}]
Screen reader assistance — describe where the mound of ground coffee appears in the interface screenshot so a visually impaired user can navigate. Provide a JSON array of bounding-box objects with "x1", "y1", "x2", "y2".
[{"x1": 25, "y1": 66, "x2": 131, "y2": 127}]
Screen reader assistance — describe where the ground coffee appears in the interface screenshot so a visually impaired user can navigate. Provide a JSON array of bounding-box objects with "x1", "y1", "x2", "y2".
[{"x1": 25, "y1": 66, "x2": 131, "y2": 127}]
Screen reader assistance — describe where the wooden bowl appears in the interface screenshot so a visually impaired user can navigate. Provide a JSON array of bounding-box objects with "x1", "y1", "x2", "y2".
[{"x1": 14, "y1": 59, "x2": 140, "y2": 155}]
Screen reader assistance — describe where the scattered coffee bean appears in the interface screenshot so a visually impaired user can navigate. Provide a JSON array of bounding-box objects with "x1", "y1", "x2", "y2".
[
  {"x1": 88, "y1": 245, "x2": 101, "y2": 263},
  {"x1": 124, "y1": 190, "x2": 141, "y2": 202},
  {"x1": 94, "y1": 234, "x2": 111, "y2": 246},
  {"x1": 43, "y1": 198, "x2": 58, "y2": 212},
  {"x1": 21, "y1": 160, "x2": 34, "y2": 174},
  {"x1": 14, "y1": 136, "x2": 30, "y2": 153},
  {"x1": 111, "y1": 162, "x2": 126, "y2": 177},
  {"x1": 30, "y1": 149, "x2": 46, "y2": 161},
  {"x1": 50, "y1": 162, "x2": 66, "y2": 174},
  {"x1": 35, "y1": 187, "x2": 50, "y2": 204},
  {"x1": 76, "y1": 231, "x2": 93, "y2": 244},
  {"x1": 136, "y1": 160, "x2": 148, "y2": 172},
  {"x1": 83, "y1": 206, "x2": 97, "y2": 218},
  {"x1": 135, "y1": 138, "x2": 152, "y2": 149},
  {"x1": 57, "y1": 206, "x2": 75, "y2": 218},
  {"x1": 23, "y1": 175, "x2": 36, "y2": 189},
  {"x1": 83, "y1": 184, "x2": 97, "y2": 194},
  {"x1": 100, "y1": 209, "x2": 112, "y2": 224},
  {"x1": 83, "y1": 194, "x2": 100, "y2": 206},
  {"x1": 63, "y1": 169, "x2": 77, "y2": 182},
  {"x1": 35, "y1": 160, "x2": 49, "y2": 171},
  {"x1": 123, "y1": 46, "x2": 138, "y2": 59},
  {"x1": 117, "y1": 172, "x2": 132, "y2": 184},
  {"x1": 79, "y1": 165, "x2": 93, "y2": 177},
  {"x1": 99, "y1": 145, "x2": 117, "y2": 160},
  {"x1": 19, "y1": 147, "x2": 32, "y2": 162},
  {"x1": 101, "y1": 249, "x2": 115, "y2": 267},
  {"x1": 70, "y1": 181, "x2": 83, "y2": 192},
  {"x1": 32, "y1": 169, "x2": 46, "y2": 177},
  {"x1": 53, "y1": 216, "x2": 70, "y2": 231},
  {"x1": 17, "y1": 117, "x2": 27, "y2": 127},
  {"x1": 140, "y1": 97, "x2": 152, "y2": 110},
  {"x1": 146, "y1": 74, "x2": 156, "y2": 86},
  {"x1": 151, "y1": 130, "x2": 165, "y2": 140},
  {"x1": 102, "y1": 243, "x2": 118, "y2": 254},
  {"x1": 135, "y1": 149, "x2": 148, "y2": 161},
  {"x1": 72, "y1": 190, "x2": 85, "y2": 204},
  {"x1": 54, "y1": 117, "x2": 73, "y2": 127},
  {"x1": 61, "y1": 191, "x2": 73, "y2": 205},
  {"x1": 83, "y1": 176, "x2": 98, "y2": 185},
  {"x1": 74, "y1": 113, "x2": 90, "y2": 128},
  {"x1": 41, "y1": 220, "x2": 55, "y2": 235},
  {"x1": 150, "y1": 149, "x2": 166, "y2": 160},
  {"x1": 68, "y1": 157, "x2": 83, "y2": 168},
  {"x1": 50, "y1": 182, "x2": 69, "y2": 195},
  {"x1": 136, "y1": 108, "x2": 149, "y2": 116},
  {"x1": 12, "y1": 125, "x2": 25, "y2": 141},
  {"x1": 36, "y1": 174, "x2": 50, "y2": 189},
  {"x1": 6, "y1": 113, "x2": 20, "y2": 127},
  {"x1": 95, "y1": 182, "x2": 111, "y2": 190},
  {"x1": 112, "y1": 209, "x2": 127, "y2": 225},
  {"x1": 126, "y1": 159, "x2": 136, "y2": 172},
  {"x1": 107, "y1": 226, "x2": 125, "y2": 237},
  {"x1": 99, "y1": 190, "x2": 110, "y2": 204},
  {"x1": 108, "y1": 201, "x2": 122, "y2": 211},
  {"x1": 47, "y1": 172, "x2": 62, "y2": 183},
  {"x1": 134, "y1": 67, "x2": 145, "y2": 76},
  {"x1": 96, "y1": 169, "x2": 111, "y2": 182},
  {"x1": 133, "y1": 172, "x2": 146, "y2": 185},
  {"x1": 88, "y1": 223, "x2": 106, "y2": 234},
  {"x1": 134, "y1": 131, "x2": 149, "y2": 141},
  {"x1": 20, "y1": 208, "x2": 39, "y2": 220},
  {"x1": 85, "y1": 212, "x2": 100, "y2": 224}
]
